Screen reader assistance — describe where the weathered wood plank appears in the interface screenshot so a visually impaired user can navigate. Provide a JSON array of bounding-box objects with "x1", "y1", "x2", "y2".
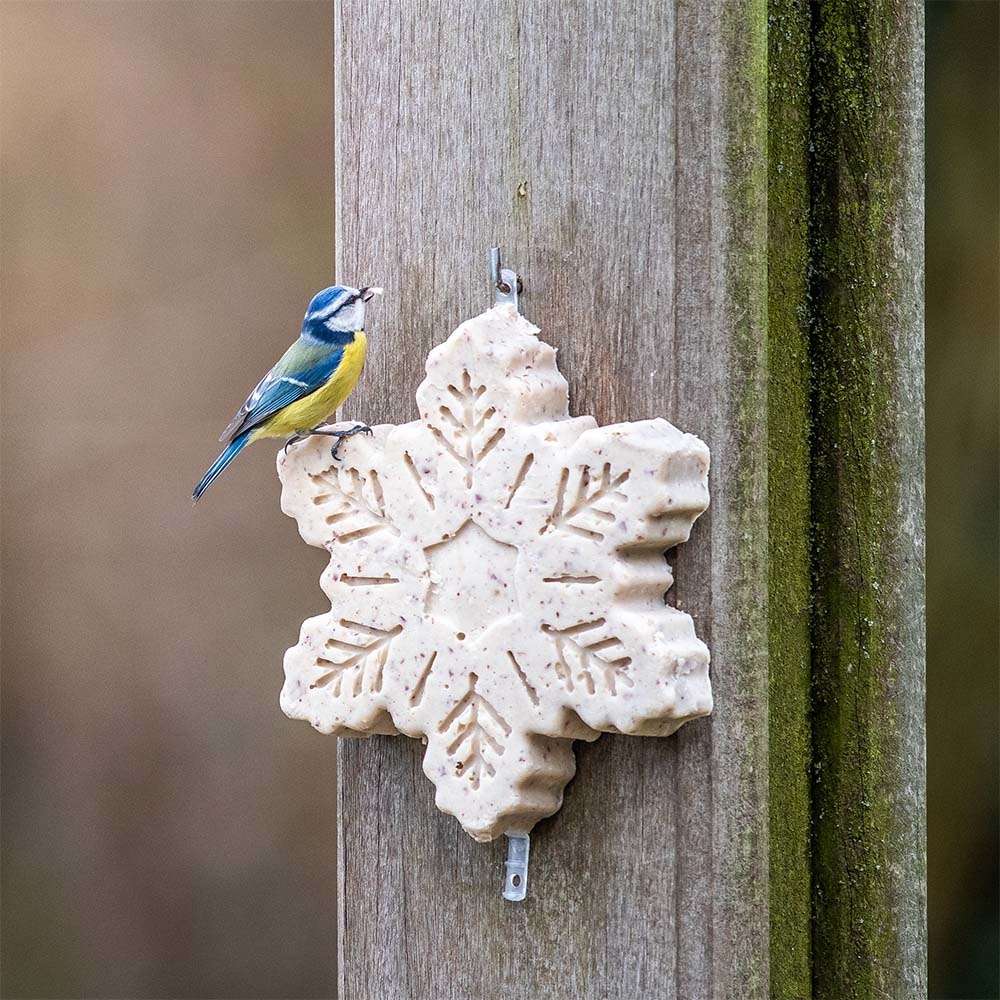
[
  {"x1": 766, "y1": 1, "x2": 814, "y2": 995},
  {"x1": 808, "y1": 2, "x2": 926, "y2": 996},
  {"x1": 331, "y1": 0, "x2": 925, "y2": 996},
  {"x1": 335, "y1": 2, "x2": 768, "y2": 997}
]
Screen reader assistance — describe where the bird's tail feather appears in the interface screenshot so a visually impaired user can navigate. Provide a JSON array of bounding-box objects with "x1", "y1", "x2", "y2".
[{"x1": 192, "y1": 432, "x2": 251, "y2": 502}]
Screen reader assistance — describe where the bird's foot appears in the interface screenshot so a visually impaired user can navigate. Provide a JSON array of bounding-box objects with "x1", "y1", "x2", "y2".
[
  {"x1": 292, "y1": 424, "x2": 373, "y2": 460},
  {"x1": 283, "y1": 433, "x2": 308, "y2": 454},
  {"x1": 327, "y1": 423, "x2": 372, "y2": 461},
  {"x1": 303, "y1": 423, "x2": 373, "y2": 461}
]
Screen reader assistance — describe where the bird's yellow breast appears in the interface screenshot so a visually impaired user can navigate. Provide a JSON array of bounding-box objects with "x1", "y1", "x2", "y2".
[{"x1": 251, "y1": 331, "x2": 367, "y2": 440}]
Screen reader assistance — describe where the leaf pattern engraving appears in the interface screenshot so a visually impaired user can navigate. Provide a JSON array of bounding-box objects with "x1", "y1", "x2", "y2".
[
  {"x1": 542, "y1": 463, "x2": 629, "y2": 540},
  {"x1": 403, "y1": 450, "x2": 436, "y2": 508},
  {"x1": 428, "y1": 369, "x2": 506, "y2": 486},
  {"x1": 506, "y1": 651, "x2": 539, "y2": 705},
  {"x1": 543, "y1": 619, "x2": 634, "y2": 696},
  {"x1": 309, "y1": 466, "x2": 397, "y2": 543},
  {"x1": 438, "y1": 673, "x2": 511, "y2": 788},
  {"x1": 312, "y1": 620, "x2": 403, "y2": 696},
  {"x1": 409, "y1": 651, "x2": 437, "y2": 706}
]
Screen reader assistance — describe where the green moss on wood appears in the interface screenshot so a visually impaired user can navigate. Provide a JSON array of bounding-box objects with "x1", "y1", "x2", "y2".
[
  {"x1": 766, "y1": 2, "x2": 922, "y2": 995},
  {"x1": 767, "y1": 1, "x2": 814, "y2": 997},
  {"x1": 722, "y1": 1, "x2": 771, "y2": 991},
  {"x1": 808, "y1": 1, "x2": 924, "y2": 995}
]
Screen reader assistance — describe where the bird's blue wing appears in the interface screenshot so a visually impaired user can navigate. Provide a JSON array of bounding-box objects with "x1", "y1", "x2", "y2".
[{"x1": 219, "y1": 346, "x2": 344, "y2": 443}]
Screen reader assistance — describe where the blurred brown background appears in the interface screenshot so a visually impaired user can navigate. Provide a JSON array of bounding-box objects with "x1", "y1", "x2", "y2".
[
  {"x1": 926, "y1": 3, "x2": 999, "y2": 997},
  {"x1": 1, "y1": 3, "x2": 337, "y2": 997},
  {"x1": 1, "y1": 2, "x2": 997, "y2": 999}
]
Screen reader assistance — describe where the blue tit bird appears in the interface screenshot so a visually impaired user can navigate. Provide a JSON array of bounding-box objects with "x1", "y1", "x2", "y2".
[{"x1": 192, "y1": 284, "x2": 383, "y2": 502}]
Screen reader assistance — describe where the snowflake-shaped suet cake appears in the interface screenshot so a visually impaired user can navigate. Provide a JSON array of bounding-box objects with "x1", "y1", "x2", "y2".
[{"x1": 278, "y1": 303, "x2": 711, "y2": 841}]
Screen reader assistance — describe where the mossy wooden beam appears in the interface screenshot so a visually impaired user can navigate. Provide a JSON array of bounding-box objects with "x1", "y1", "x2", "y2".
[
  {"x1": 767, "y1": 1, "x2": 814, "y2": 996},
  {"x1": 808, "y1": 1, "x2": 926, "y2": 996},
  {"x1": 330, "y1": 1, "x2": 924, "y2": 995}
]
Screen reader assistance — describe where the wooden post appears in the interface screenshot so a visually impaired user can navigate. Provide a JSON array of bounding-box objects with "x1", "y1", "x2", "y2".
[
  {"x1": 805, "y1": 3, "x2": 927, "y2": 996},
  {"x1": 331, "y1": 2, "x2": 924, "y2": 996}
]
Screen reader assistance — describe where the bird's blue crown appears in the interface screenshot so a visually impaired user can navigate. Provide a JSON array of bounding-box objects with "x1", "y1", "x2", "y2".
[{"x1": 301, "y1": 285, "x2": 365, "y2": 343}]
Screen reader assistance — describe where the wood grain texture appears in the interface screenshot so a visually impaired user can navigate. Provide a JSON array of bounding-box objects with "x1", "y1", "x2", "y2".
[
  {"x1": 808, "y1": 2, "x2": 927, "y2": 995},
  {"x1": 330, "y1": 0, "x2": 925, "y2": 996},
  {"x1": 334, "y1": 3, "x2": 767, "y2": 997},
  {"x1": 766, "y1": 1, "x2": 814, "y2": 995}
]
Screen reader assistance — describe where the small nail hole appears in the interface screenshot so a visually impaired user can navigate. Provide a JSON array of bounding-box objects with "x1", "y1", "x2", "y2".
[
  {"x1": 511, "y1": 874, "x2": 521, "y2": 887},
  {"x1": 456, "y1": 632, "x2": 466, "y2": 640}
]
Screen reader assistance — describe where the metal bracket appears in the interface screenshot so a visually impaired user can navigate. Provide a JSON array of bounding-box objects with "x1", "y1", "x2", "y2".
[
  {"x1": 502, "y1": 832, "x2": 530, "y2": 901},
  {"x1": 490, "y1": 246, "x2": 522, "y2": 311}
]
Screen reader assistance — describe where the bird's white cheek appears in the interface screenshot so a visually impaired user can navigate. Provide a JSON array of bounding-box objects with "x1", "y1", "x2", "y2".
[{"x1": 325, "y1": 302, "x2": 365, "y2": 333}]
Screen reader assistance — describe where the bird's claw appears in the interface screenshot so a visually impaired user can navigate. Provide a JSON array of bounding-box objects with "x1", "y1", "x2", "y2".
[{"x1": 329, "y1": 423, "x2": 372, "y2": 461}]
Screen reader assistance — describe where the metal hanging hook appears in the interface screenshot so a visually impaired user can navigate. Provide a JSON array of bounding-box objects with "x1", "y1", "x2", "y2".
[
  {"x1": 502, "y1": 832, "x2": 530, "y2": 901},
  {"x1": 490, "y1": 246, "x2": 522, "y2": 310}
]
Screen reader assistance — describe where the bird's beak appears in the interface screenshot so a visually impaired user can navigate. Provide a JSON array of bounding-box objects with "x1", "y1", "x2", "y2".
[{"x1": 360, "y1": 286, "x2": 383, "y2": 302}]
